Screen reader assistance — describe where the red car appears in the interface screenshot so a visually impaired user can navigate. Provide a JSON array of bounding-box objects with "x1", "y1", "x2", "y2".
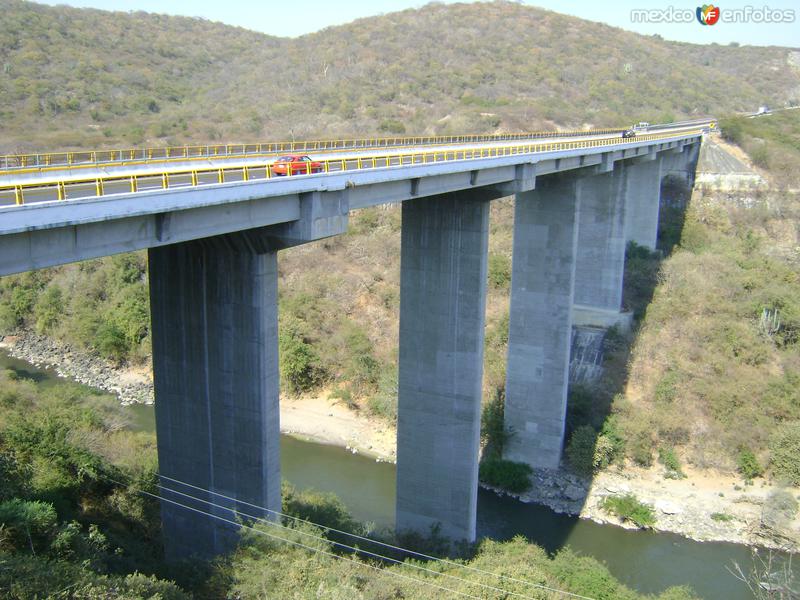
[{"x1": 270, "y1": 154, "x2": 324, "y2": 176}]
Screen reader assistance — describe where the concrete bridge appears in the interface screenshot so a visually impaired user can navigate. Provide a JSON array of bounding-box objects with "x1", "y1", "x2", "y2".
[{"x1": 0, "y1": 122, "x2": 706, "y2": 558}]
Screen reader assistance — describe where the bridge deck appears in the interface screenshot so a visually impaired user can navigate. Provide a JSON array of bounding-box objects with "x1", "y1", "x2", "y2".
[{"x1": 0, "y1": 123, "x2": 707, "y2": 208}]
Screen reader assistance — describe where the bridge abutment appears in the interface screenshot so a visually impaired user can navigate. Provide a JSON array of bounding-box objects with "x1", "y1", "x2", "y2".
[
  {"x1": 149, "y1": 233, "x2": 281, "y2": 561},
  {"x1": 395, "y1": 191, "x2": 490, "y2": 543},
  {"x1": 503, "y1": 176, "x2": 581, "y2": 470}
]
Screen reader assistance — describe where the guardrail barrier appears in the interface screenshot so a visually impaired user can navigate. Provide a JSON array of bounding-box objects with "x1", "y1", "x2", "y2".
[{"x1": 0, "y1": 128, "x2": 706, "y2": 207}]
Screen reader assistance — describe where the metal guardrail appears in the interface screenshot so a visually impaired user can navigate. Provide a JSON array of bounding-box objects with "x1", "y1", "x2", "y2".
[
  {"x1": 0, "y1": 129, "x2": 705, "y2": 207},
  {"x1": 0, "y1": 128, "x2": 626, "y2": 173}
]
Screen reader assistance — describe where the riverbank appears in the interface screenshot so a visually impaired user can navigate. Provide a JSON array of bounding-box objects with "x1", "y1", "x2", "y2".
[
  {"x1": 491, "y1": 463, "x2": 800, "y2": 553},
  {"x1": 0, "y1": 330, "x2": 397, "y2": 462},
  {"x1": 2, "y1": 329, "x2": 797, "y2": 552},
  {"x1": 0, "y1": 332, "x2": 154, "y2": 404}
]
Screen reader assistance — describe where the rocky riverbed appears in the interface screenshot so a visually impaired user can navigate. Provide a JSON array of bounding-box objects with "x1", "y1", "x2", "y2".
[
  {"x1": 485, "y1": 463, "x2": 800, "y2": 553},
  {"x1": 0, "y1": 331, "x2": 153, "y2": 405},
  {"x1": 0, "y1": 330, "x2": 397, "y2": 460}
]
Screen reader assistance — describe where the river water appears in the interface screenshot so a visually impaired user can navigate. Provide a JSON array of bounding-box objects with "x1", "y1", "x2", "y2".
[{"x1": 0, "y1": 351, "x2": 781, "y2": 599}]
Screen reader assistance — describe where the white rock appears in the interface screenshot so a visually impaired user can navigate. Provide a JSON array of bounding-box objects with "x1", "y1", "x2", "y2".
[{"x1": 655, "y1": 500, "x2": 682, "y2": 515}]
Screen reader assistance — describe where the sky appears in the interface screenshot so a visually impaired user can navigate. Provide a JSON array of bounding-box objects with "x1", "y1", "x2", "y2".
[{"x1": 37, "y1": 0, "x2": 800, "y2": 47}]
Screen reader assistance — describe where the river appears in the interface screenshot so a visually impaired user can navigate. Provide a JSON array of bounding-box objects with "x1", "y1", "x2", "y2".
[{"x1": 0, "y1": 351, "x2": 782, "y2": 599}]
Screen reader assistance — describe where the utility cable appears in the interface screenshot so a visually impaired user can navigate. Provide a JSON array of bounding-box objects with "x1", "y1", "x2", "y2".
[
  {"x1": 156, "y1": 473, "x2": 596, "y2": 600},
  {"x1": 111, "y1": 475, "x2": 489, "y2": 600},
  {"x1": 155, "y1": 478, "x2": 544, "y2": 600}
]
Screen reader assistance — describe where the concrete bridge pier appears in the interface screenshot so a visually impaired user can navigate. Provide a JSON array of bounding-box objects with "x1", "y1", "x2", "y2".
[
  {"x1": 662, "y1": 142, "x2": 700, "y2": 186},
  {"x1": 503, "y1": 175, "x2": 581, "y2": 470},
  {"x1": 148, "y1": 232, "x2": 282, "y2": 561},
  {"x1": 148, "y1": 189, "x2": 348, "y2": 561},
  {"x1": 624, "y1": 157, "x2": 663, "y2": 251},
  {"x1": 396, "y1": 190, "x2": 491, "y2": 543},
  {"x1": 572, "y1": 164, "x2": 631, "y2": 331}
]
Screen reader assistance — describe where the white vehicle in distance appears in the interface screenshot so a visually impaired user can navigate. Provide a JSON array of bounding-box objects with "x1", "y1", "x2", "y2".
[{"x1": 632, "y1": 122, "x2": 650, "y2": 132}]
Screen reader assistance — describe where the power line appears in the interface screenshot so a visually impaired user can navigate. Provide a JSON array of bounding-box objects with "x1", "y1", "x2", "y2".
[
  {"x1": 157, "y1": 473, "x2": 597, "y2": 600},
  {"x1": 155, "y1": 478, "x2": 544, "y2": 600},
  {"x1": 112, "y1": 475, "x2": 489, "y2": 600}
]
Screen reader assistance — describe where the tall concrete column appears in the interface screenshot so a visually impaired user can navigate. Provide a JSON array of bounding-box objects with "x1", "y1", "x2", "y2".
[
  {"x1": 662, "y1": 146, "x2": 693, "y2": 185},
  {"x1": 149, "y1": 232, "x2": 281, "y2": 560},
  {"x1": 504, "y1": 175, "x2": 581, "y2": 470},
  {"x1": 661, "y1": 142, "x2": 701, "y2": 187},
  {"x1": 396, "y1": 192, "x2": 490, "y2": 542},
  {"x1": 686, "y1": 142, "x2": 701, "y2": 184},
  {"x1": 624, "y1": 157, "x2": 663, "y2": 250},
  {"x1": 572, "y1": 165, "x2": 628, "y2": 328}
]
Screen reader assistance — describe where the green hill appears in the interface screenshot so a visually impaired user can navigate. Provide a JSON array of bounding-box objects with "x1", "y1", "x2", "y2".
[{"x1": 1, "y1": 0, "x2": 798, "y2": 153}]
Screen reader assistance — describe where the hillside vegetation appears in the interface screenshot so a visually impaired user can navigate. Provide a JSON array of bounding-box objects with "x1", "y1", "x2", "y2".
[
  {"x1": 0, "y1": 369, "x2": 700, "y2": 599},
  {"x1": 719, "y1": 110, "x2": 800, "y2": 186},
  {"x1": 587, "y1": 113, "x2": 800, "y2": 481},
  {"x1": 1, "y1": 0, "x2": 799, "y2": 153}
]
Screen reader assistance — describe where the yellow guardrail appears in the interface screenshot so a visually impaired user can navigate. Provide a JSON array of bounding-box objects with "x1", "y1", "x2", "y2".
[
  {"x1": 0, "y1": 129, "x2": 705, "y2": 207},
  {"x1": 0, "y1": 128, "x2": 626, "y2": 173}
]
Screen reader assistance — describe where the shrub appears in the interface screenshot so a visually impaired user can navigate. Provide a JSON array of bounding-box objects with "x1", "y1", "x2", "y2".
[
  {"x1": 627, "y1": 427, "x2": 654, "y2": 467},
  {"x1": 95, "y1": 321, "x2": 128, "y2": 364},
  {"x1": 478, "y1": 456, "x2": 532, "y2": 493},
  {"x1": 658, "y1": 446, "x2": 685, "y2": 479},
  {"x1": 719, "y1": 116, "x2": 745, "y2": 145},
  {"x1": 33, "y1": 285, "x2": 63, "y2": 334},
  {"x1": 566, "y1": 385, "x2": 594, "y2": 434},
  {"x1": 0, "y1": 304, "x2": 17, "y2": 333},
  {"x1": 737, "y1": 448, "x2": 763, "y2": 480},
  {"x1": 748, "y1": 144, "x2": 769, "y2": 169},
  {"x1": 769, "y1": 422, "x2": 800, "y2": 485},
  {"x1": 281, "y1": 482, "x2": 361, "y2": 537},
  {"x1": 377, "y1": 119, "x2": 406, "y2": 134},
  {"x1": 762, "y1": 489, "x2": 799, "y2": 531},
  {"x1": 279, "y1": 320, "x2": 322, "y2": 395},
  {"x1": 0, "y1": 499, "x2": 58, "y2": 553},
  {"x1": 710, "y1": 512, "x2": 733, "y2": 522},
  {"x1": 565, "y1": 425, "x2": 597, "y2": 476},
  {"x1": 112, "y1": 284, "x2": 150, "y2": 351},
  {"x1": 678, "y1": 214, "x2": 709, "y2": 252},
  {"x1": 328, "y1": 387, "x2": 357, "y2": 411},
  {"x1": 367, "y1": 369, "x2": 397, "y2": 421},
  {"x1": 480, "y1": 389, "x2": 509, "y2": 457},
  {"x1": 600, "y1": 494, "x2": 656, "y2": 528},
  {"x1": 593, "y1": 435, "x2": 616, "y2": 471},
  {"x1": 9, "y1": 286, "x2": 37, "y2": 326},
  {"x1": 654, "y1": 371, "x2": 679, "y2": 405},
  {"x1": 599, "y1": 416, "x2": 626, "y2": 464},
  {"x1": 342, "y1": 325, "x2": 380, "y2": 393},
  {"x1": 487, "y1": 253, "x2": 512, "y2": 289}
]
